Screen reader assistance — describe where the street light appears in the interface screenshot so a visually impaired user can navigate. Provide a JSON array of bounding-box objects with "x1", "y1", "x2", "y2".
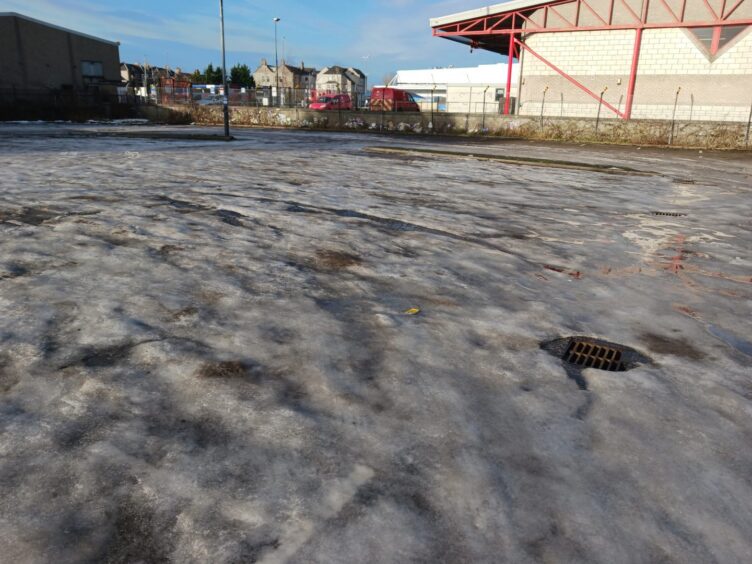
[
  {"x1": 219, "y1": 0, "x2": 230, "y2": 137},
  {"x1": 273, "y1": 17, "x2": 281, "y2": 107}
]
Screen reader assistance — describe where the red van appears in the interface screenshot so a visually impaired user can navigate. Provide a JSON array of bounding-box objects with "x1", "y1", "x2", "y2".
[
  {"x1": 309, "y1": 94, "x2": 352, "y2": 111},
  {"x1": 370, "y1": 87, "x2": 420, "y2": 112}
]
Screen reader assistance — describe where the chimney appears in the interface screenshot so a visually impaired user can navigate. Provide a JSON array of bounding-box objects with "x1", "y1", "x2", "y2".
[
  {"x1": 301, "y1": 61, "x2": 305, "y2": 70},
  {"x1": 261, "y1": 58, "x2": 267, "y2": 66}
]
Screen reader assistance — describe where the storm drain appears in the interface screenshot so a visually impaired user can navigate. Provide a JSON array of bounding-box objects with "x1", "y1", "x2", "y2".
[
  {"x1": 564, "y1": 339, "x2": 626, "y2": 372},
  {"x1": 541, "y1": 336, "x2": 650, "y2": 390},
  {"x1": 652, "y1": 211, "x2": 687, "y2": 217}
]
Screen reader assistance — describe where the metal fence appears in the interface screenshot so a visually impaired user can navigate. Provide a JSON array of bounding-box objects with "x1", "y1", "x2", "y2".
[
  {"x1": 0, "y1": 87, "x2": 127, "y2": 108},
  {"x1": 0, "y1": 86, "x2": 146, "y2": 121}
]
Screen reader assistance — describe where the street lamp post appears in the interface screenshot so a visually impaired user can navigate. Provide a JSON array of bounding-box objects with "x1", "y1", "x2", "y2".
[
  {"x1": 273, "y1": 17, "x2": 280, "y2": 107},
  {"x1": 219, "y1": 0, "x2": 230, "y2": 137}
]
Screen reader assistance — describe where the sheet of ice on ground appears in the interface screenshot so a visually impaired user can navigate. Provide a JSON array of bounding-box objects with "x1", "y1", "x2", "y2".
[{"x1": 0, "y1": 124, "x2": 751, "y2": 563}]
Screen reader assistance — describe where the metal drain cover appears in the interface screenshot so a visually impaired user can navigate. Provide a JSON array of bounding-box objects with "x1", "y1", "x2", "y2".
[
  {"x1": 541, "y1": 337, "x2": 649, "y2": 390},
  {"x1": 564, "y1": 339, "x2": 626, "y2": 371},
  {"x1": 652, "y1": 211, "x2": 686, "y2": 217}
]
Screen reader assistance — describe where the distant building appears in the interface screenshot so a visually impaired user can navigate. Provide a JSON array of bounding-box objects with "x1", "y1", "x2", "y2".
[
  {"x1": 0, "y1": 12, "x2": 121, "y2": 93},
  {"x1": 253, "y1": 59, "x2": 317, "y2": 91},
  {"x1": 121, "y1": 64, "x2": 188, "y2": 87},
  {"x1": 120, "y1": 63, "x2": 145, "y2": 87},
  {"x1": 387, "y1": 63, "x2": 520, "y2": 113},
  {"x1": 316, "y1": 66, "x2": 367, "y2": 103}
]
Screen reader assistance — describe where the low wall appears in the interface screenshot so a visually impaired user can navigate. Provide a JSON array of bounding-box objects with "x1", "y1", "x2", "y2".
[{"x1": 151, "y1": 105, "x2": 752, "y2": 150}]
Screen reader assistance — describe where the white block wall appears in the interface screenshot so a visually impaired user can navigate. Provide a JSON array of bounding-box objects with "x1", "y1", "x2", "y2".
[
  {"x1": 522, "y1": 30, "x2": 636, "y2": 76},
  {"x1": 638, "y1": 27, "x2": 752, "y2": 75},
  {"x1": 519, "y1": 27, "x2": 752, "y2": 122}
]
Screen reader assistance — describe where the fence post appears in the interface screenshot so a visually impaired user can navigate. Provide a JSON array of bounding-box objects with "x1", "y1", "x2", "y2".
[
  {"x1": 380, "y1": 88, "x2": 385, "y2": 132},
  {"x1": 689, "y1": 93, "x2": 694, "y2": 122},
  {"x1": 482, "y1": 86, "x2": 489, "y2": 132},
  {"x1": 560, "y1": 92, "x2": 564, "y2": 117},
  {"x1": 745, "y1": 100, "x2": 752, "y2": 148},
  {"x1": 540, "y1": 86, "x2": 549, "y2": 124},
  {"x1": 430, "y1": 86, "x2": 436, "y2": 134},
  {"x1": 669, "y1": 86, "x2": 681, "y2": 146},
  {"x1": 595, "y1": 86, "x2": 608, "y2": 137},
  {"x1": 466, "y1": 86, "x2": 472, "y2": 132}
]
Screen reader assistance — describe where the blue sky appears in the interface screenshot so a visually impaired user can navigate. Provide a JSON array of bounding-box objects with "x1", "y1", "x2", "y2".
[{"x1": 2, "y1": 0, "x2": 503, "y2": 81}]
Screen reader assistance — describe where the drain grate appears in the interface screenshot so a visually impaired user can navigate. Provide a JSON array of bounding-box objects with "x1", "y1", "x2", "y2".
[
  {"x1": 652, "y1": 211, "x2": 686, "y2": 217},
  {"x1": 541, "y1": 336, "x2": 650, "y2": 390},
  {"x1": 564, "y1": 339, "x2": 626, "y2": 372}
]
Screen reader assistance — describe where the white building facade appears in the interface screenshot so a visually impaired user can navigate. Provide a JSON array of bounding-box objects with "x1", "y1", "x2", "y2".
[
  {"x1": 388, "y1": 63, "x2": 520, "y2": 113},
  {"x1": 430, "y1": 0, "x2": 752, "y2": 122}
]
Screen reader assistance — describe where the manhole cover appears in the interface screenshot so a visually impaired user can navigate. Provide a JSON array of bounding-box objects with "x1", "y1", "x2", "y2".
[
  {"x1": 541, "y1": 337, "x2": 650, "y2": 390},
  {"x1": 652, "y1": 211, "x2": 686, "y2": 217}
]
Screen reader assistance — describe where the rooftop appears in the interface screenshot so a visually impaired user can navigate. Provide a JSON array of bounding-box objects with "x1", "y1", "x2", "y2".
[{"x1": 0, "y1": 11, "x2": 120, "y2": 46}]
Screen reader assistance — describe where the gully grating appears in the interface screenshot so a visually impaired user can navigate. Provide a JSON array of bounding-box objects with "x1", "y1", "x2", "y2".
[
  {"x1": 564, "y1": 339, "x2": 626, "y2": 372},
  {"x1": 541, "y1": 336, "x2": 651, "y2": 391},
  {"x1": 652, "y1": 211, "x2": 687, "y2": 217}
]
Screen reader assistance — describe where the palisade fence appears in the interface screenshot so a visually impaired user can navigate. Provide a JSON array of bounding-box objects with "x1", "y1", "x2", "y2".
[
  {"x1": 183, "y1": 87, "x2": 369, "y2": 109},
  {"x1": 180, "y1": 86, "x2": 506, "y2": 115},
  {"x1": 0, "y1": 87, "x2": 136, "y2": 108},
  {"x1": 0, "y1": 84, "x2": 507, "y2": 116}
]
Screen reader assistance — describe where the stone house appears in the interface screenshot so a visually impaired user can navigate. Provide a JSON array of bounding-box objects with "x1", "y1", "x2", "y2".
[
  {"x1": 315, "y1": 66, "x2": 367, "y2": 102},
  {"x1": 252, "y1": 59, "x2": 317, "y2": 91}
]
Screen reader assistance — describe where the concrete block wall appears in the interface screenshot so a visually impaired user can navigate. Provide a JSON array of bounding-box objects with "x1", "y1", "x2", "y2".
[
  {"x1": 521, "y1": 30, "x2": 635, "y2": 76},
  {"x1": 519, "y1": 26, "x2": 752, "y2": 122},
  {"x1": 445, "y1": 85, "x2": 505, "y2": 114}
]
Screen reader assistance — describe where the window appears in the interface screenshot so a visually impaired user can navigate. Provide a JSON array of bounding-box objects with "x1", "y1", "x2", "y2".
[
  {"x1": 687, "y1": 25, "x2": 749, "y2": 58},
  {"x1": 81, "y1": 61, "x2": 104, "y2": 78}
]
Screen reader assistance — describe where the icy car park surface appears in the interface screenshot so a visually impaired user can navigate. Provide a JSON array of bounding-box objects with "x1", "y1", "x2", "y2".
[{"x1": 0, "y1": 124, "x2": 751, "y2": 563}]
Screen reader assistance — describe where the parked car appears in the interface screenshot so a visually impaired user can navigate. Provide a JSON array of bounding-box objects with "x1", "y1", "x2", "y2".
[
  {"x1": 369, "y1": 87, "x2": 420, "y2": 112},
  {"x1": 309, "y1": 94, "x2": 352, "y2": 111}
]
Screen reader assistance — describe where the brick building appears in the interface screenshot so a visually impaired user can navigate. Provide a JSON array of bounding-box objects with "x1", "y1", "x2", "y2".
[{"x1": 431, "y1": 0, "x2": 752, "y2": 122}]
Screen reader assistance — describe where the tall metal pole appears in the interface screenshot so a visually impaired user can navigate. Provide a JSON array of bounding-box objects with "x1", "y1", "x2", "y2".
[
  {"x1": 219, "y1": 0, "x2": 230, "y2": 137},
  {"x1": 274, "y1": 18, "x2": 280, "y2": 107}
]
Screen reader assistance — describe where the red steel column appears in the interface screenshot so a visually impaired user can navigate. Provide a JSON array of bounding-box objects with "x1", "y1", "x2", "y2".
[
  {"x1": 624, "y1": 27, "x2": 643, "y2": 120},
  {"x1": 504, "y1": 33, "x2": 515, "y2": 115}
]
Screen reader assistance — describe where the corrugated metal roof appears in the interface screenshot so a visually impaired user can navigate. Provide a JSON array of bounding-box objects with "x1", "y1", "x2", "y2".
[
  {"x1": 429, "y1": 0, "x2": 550, "y2": 28},
  {"x1": 390, "y1": 63, "x2": 519, "y2": 87}
]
